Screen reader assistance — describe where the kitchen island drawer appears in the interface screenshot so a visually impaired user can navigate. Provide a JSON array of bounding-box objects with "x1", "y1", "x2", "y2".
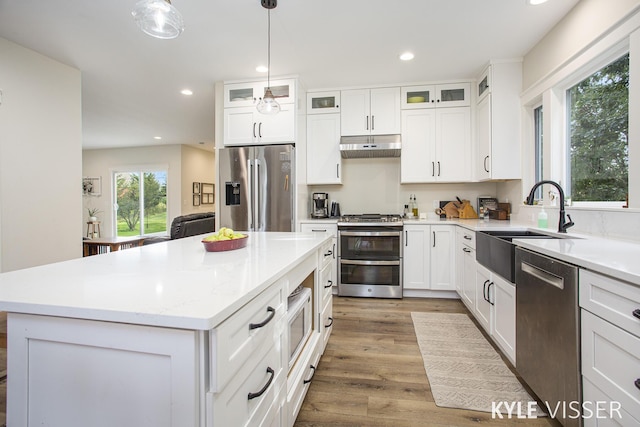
[
  {"x1": 211, "y1": 280, "x2": 286, "y2": 391},
  {"x1": 581, "y1": 310, "x2": 640, "y2": 422},
  {"x1": 456, "y1": 227, "x2": 476, "y2": 250},
  {"x1": 320, "y1": 262, "x2": 333, "y2": 308},
  {"x1": 580, "y1": 269, "x2": 640, "y2": 338},
  {"x1": 583, "y1": 377, "x2": 640, "y2": 426},
  {"x1": 211, "y1": 333, "x2": 285, "y2": 427},
  {"x1": 321, "y1": 297, "x2": 333, "y2": 353}
]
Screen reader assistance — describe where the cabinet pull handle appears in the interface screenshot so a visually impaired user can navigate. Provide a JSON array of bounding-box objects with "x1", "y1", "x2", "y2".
[
  {"x1": 324, "y1": 249, "x2": 333, "y2": 257},
  {"x1": 366, "y1": 115, "x2": 369, "y2": 130},
  {"x1": 324, "y1": 280, "x2": 333, "y2": 289},
  {"x1": 635, "y1": 378, "x2": 640, "y2": 390},
  {"x1": 433, "y1": 231, "x2": 436, "y2": 248},
  {"x1": 488, "y1": 282, "x2": 495, "y2": 306},
  {"x1": 258, "y1": 122, "x2": 262, "y2": 138},
  {"x1": 371, "y1": 115, "x2": 375, "y2": 130},
  {"x1": 247, "y1": 367, "x2": 275, "y2": 400},
  {"x1": 483, "y1": 279, "x2": 490, "y2": 302},
  {"x1": 463, "y1": 247, "x2": 471, "y2": 253},
  {"x1": 484, "y1": 155, "x2": 490, "y2": 173},
  {"x1": 336, "y1": 163, "x2": 340, "y2": 179},
  {"x1": 333, "y1": 243, "x2": 336, "y2": 259},
  {"x1": 325, "y1": 317, "x2": 334, "y2": 328},
  {"x1": 437, "y1": 161, "x2": 441, "y2": 176},
  {"x1": 253, "y1": 122, "x2": 257, "y2": 139},
  {"x1": 405, "y1": 230, "x2": 408, "y2": 246},
  {"x1": 311, "y1": 229, "x2": 327, "y2": 232},
  {"x1": 633, "y1": 309, "x2": 640, "y2": 320},
  {"x1": 303, "y1": 365, "x2": 316, "y2": 384},
  {"x1": 432, "y1": 162, "x2": 435, "y2": 177},
  {"x1": 464, "y1": 235, "x2": 472, "y2": 240},
  {"x1": 249, "y1": 306, "x2": 276, "y2": 330}
]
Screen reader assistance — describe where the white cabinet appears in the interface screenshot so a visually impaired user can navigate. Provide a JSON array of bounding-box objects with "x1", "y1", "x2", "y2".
[
  {"x1": 403, "y1": 224, "x2": 455, "y2": 292},
  {"x1": 473, "y1": 263, "x2": 516, "y2": 364},
  {"x1": 224, "y1": 105, "x2": 295, "y2": 146},
  {"x1": 340, "y1": 87, "x2": 401, "y2": 136},
  {"x1": 401, "y1": 83, "x2": 470, "y2": 109},
  {"x1": 475, "y1": 61, "x2": 522, "y2": 180},
  {"x1": 456, "y1": 227, "x2": 476, "y2": 311},
  {"x1": 224, "y1": 78, "x2": 296, "y2": 108},
  {"x1": 223, "y1": 78, "x2": 297, "y2": 146},
  {"x1": 306, "y1": 114, "x2": 341, "y2": 184},
  {"x1": 307, "y1": 91, "x2": 340, "y2": 114},
  {"x1": 403, "y1": 224, "x2": 430, "y2": 290},
  {"x1": 580, "y1": 270, "x2": 640, "y2": 426},
  {"x1": 401, "y1": 107, "x2": 471, "y2": 183}
]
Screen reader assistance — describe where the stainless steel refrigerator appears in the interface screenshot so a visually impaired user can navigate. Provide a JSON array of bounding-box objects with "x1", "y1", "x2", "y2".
[{"x1": 218, "y1": 144, "x2": 295, "y2": 232}]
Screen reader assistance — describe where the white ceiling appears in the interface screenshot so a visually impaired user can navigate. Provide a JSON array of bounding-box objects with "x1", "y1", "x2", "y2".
[{"x1": 0, "y1": 0, "x2": 579, "y2": 151}]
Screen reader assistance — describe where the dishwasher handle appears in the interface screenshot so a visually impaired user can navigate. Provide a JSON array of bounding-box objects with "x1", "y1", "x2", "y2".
[{"x1": 520, "y1": 261, "x2": 564, "y2": 290}]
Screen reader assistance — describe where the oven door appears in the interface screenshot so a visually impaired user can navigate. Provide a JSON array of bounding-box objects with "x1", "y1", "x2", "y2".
[
  {"x1": 339, "y1": 259, "x2": 402, "y2": 298},
  {"x1": 338, "y1": 229, "x2": 402, "y2": 260}
]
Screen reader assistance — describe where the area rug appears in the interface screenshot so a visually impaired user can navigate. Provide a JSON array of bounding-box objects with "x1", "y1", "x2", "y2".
[{"x1": 411, "y1": 312, "x2": 538, "y2": 414}]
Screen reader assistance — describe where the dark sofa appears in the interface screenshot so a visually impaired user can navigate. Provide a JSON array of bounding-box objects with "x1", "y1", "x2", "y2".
[{"x1": 144, "y1": 212, "x2": 215, "y2": 245}]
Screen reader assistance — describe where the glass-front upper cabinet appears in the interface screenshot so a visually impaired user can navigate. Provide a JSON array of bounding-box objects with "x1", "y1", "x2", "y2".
[
  {"x1": 224, "y1": 78, "x2": 296, "y2": 108},
  {"x1": 401, "y1": 85, "x2": 435, "y2": 109},
  {"x1": 402, "y1": 83, "x2": 470, "y2": 109},
  {"x1": 477, "y1": 66, "x2": 491, "y2": 102},
  {"x1": 307, "y1": 91, "x2": 340, "y2": 114}
]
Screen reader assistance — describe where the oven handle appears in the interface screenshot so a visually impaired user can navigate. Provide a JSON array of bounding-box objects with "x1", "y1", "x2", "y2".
[
  {"x1": 339, "y1": 231, "x2": 401, "y2": 237},
  {"x1": 340, "y1": 259, "x2": 400, "y2": 266}
]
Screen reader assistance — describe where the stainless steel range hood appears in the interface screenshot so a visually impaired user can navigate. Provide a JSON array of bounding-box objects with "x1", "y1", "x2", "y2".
[{"x1": 340, "y1": 135, "x2": 401, "y2": 158}]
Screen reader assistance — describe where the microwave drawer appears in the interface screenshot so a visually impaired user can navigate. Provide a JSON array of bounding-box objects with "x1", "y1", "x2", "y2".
[{"x1": 210, "y1": 279, "x2": 286, "y2": 392}]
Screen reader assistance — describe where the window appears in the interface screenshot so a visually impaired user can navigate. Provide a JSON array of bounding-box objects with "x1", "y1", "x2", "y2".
[
  {"x1": 114, "y1": 170, "x2": 168, "y2": 237},
  {"x1": 534, "y1": 105, "x2": 543, "y2": 200},
  {"x1": 566, "y1": 54, "x2": 629, "y2": 206}
]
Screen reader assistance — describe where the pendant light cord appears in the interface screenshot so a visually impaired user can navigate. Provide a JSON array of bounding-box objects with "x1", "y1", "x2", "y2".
[{"x1": 267, "y1": 9, "x2": 271, "y2": 89}]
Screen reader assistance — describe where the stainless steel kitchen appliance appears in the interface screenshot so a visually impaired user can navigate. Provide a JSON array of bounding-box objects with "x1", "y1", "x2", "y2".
[
  {"x1": 219, "y1": 144, "x2": 294, "y2": 231},
  {"x1": 515, "y1": 247, "x2": 581, "y2": 427},
  {"x1": 312, "y1": 192, "x2": 329, "y2": 218},
  {"x1": 337, "y1": 214, "x2": 403, "y2": 298}
]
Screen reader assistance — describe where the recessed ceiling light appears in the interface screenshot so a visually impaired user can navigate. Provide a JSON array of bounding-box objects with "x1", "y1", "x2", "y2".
[
  {"x1": 256, "y1": 65, "x2": 268, "y2": 73},
  {"x1": 527, "y1": 0, "x2": 548, "y2": 5},
  {"x1": 181, "y1": 89, "x2": 193, "y2": 96},
  {"x1": 400, "y1": 52, "x2": 415, "y2": 61},
  {"x1": 154, "y1": 136, "x2": 162, "y2": 140}
]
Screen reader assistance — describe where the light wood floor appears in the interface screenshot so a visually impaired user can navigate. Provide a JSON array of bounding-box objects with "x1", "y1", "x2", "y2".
[{"x1": 294, "y1": 296, "x2": 557, "y2": 427}]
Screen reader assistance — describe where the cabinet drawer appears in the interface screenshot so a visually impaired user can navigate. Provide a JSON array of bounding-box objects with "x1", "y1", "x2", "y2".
[
  {"x1": 211, "y1": 280, "x2": 286, "y2": 391},
  {"x1": 321, "y1": 298, "x2": 333, "y2": 353},
  {"x1": 212, "y1": 334, "x2": 285, "y2": 427},
  {"x1": 456, "y1": 227, "x2": 476, "y2": 250},
  {"x1": 287, "y1": 334, "x2": 321, "y2": 427},
  {"x1": 299, "y1": 222, "x2": 337, "y2": 237},
  {"x1": 580, "y1": 269, "x2": 640, "y2": 337},
  {"x1": 319, "y1": 240, "x2": 335, "y2": 269},
  {"x1": 581, "y1": 310, "x2": 640, "y2": 422},
  {"x1": 583, "y1": 377, "x2": 640, "y2": 427},
  {"x1": 320, "y1": 262, "x2": 333, "y2": 309}
]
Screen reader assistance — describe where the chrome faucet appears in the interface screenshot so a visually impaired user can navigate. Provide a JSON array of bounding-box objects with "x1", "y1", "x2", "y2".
[{"x1": 525, "y1": 180, "x2": 575, "y2": 233}]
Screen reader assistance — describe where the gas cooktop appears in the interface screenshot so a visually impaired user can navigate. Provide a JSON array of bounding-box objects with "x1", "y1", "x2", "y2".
[{"x1": 338, "y1": 214, "x2": 403, "y2": 224}]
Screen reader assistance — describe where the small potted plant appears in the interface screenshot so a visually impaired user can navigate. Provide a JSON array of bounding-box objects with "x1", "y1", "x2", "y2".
[{"x1": 87, "y1": 207, "x2": 102, "y2": 222}]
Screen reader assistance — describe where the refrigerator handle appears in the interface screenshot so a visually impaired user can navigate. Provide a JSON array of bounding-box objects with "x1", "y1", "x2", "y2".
[
  {"x1": 248, "y1": 159, "x2": 254, "y2": 230},
  {"x1": 255, "y1": 159, "x2": 262, "y2": 230}
]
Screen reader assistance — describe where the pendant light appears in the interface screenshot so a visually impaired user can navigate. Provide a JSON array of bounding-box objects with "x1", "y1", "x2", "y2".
[
  {"x1": 256, "y1": 0, "x2": 280, "y2": 115},
  {"x1": 132, "y1": 0, "x2": 185, "y2": 40}
]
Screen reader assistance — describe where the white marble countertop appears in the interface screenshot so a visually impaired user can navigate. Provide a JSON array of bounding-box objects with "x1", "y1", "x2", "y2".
[{"x1": 0, "y1": 232, "x2": 330, "y2": 330}]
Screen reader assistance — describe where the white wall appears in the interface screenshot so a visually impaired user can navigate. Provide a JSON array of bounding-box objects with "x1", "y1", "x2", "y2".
[
  {"x1": 180, "y1": 145, "x2": 215, "y2": 215},
  {"x1": 0, "y1": 38, "x2": 82, "y2": 271},
  {"x1": 308, "y1": 157, "x2": 498, "y2": 217},
  {"x1": 523, "y1": 0, "x2": 640, "y2": 89},
  {"x1": 82, "y1": 145, "x2": 186, "y2": 238}
]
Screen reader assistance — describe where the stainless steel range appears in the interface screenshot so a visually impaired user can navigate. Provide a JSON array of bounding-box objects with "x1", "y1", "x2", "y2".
[{"x1": 337, "y1": 214, "x2": 403, "y2": 298}]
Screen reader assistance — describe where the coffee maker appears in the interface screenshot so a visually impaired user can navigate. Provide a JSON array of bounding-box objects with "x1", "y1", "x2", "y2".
[{"x1": 311, "y1": 193, "x2": 329, "y2": 218}]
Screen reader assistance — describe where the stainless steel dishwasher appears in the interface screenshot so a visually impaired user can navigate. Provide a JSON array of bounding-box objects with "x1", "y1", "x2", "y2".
[{"x1": 515, "y1": 247, "x2": 581, "y2": 427}]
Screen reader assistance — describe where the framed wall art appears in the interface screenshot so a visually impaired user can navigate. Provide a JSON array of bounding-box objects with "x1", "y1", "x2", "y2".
[{"x1": 83, "y1": 177, "x2": 102, "y2": 196}]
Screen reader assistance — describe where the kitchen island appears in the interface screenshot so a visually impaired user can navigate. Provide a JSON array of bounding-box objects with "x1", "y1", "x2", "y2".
[{"x1": 0, "y1": 231, "x2": 332, "y2": 427}]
